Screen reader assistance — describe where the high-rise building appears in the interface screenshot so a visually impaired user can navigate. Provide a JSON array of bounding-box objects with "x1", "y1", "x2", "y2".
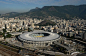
[{"x1": 31, "y1": 23, "x2": 34, "y2": 28}]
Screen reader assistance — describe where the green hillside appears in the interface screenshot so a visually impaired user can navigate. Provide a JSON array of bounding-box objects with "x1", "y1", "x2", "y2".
[
  {"x1": 0, "y1": 5, "x2": 86, "y2": 19},
  {"x1": 37, "y1": 20, "x2": 56, "y2": 26}
]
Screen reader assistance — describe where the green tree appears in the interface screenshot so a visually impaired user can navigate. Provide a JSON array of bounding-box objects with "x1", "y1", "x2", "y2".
[
  {"x1": 28, "y1": 28, "x2": 31, "y2": 32},
  {"x1": 2, "y1": 33, "x2": 6, "y2": 39},
  {"x1": 0, "y1": 32, "x2": 2, "y2": 35},
  {"x1": 3, "y1": 29, "x2": 6, "y2": 33},
  {"x1": 5, "y1": 24, "x2": 7, "y2": 29},
  {"x1": 6, "y1": 32, "x2": 12, "y2": 38}
]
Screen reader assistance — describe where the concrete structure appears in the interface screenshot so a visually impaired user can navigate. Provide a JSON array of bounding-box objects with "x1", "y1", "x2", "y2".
[
  {"x1": 18, "y1": 30, "x2": 60, "y2": 48},
  {"x1": 10, "y1": 32, "x2": 22, "y2": 36}
]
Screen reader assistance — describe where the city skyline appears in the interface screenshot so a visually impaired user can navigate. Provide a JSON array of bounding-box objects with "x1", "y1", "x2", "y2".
[{"x1": 0, "y1": 0, "x2": 86, "y2": 14}]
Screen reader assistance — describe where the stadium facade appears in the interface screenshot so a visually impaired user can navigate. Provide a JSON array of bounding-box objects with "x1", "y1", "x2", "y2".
[{"x1": 18, "y1": 30, "x2": 60, "y2": 48}]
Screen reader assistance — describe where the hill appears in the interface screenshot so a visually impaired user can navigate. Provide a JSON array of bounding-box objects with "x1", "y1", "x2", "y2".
[
  {"x1": 0, "y1": 12, "x2": 19, "y2": 18},
  {"x1": 28, "y1": 5, "x2": 86, "y2": 19},
  {"x1": 0, "y1": 4, "x2": 86, "y2": 19},
  {"x1": 36, "y1": 20, "x2": 56, "y2": 26}
]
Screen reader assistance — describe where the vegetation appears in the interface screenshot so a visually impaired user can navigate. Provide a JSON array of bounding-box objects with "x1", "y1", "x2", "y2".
[
  {"x1": 6, "y1": 32, "x2": 12, "y2": 38},
  {"x1": 3, "y1": 29, "x2": 6, "y2": 33},
  {"x1": 0, "y1": 32, "x2": 2, "y2": 35},
  {"x1": 28, "y1": 28, "x2": 33, "y2": 32},
  {"x1": 37, "y1": 20, "x2": 56, "y2": 26},
  {"x1": 2, "y1": 32, "x2": 12, "y2": 39},
  {"x1": 0, "y1": 5, "x2": 86, "y2": 19},
  {"x1": 1, "y1": 29, "x2": 12, "y2": 39}
]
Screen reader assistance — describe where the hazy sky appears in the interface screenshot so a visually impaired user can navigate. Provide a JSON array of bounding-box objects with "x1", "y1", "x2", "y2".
[{"x1": 0, "y1": 0, "x2": 86, "y2": 14}]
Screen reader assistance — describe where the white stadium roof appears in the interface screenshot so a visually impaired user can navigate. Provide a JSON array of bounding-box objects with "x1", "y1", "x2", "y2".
[{"x1": 19, "y1": 30, "x2": 60, "y2": 41}]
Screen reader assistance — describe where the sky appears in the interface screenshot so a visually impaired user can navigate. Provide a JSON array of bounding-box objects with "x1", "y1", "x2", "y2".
[{"x1": 0, "y1": 0, "x2": 86, "y2": 14}]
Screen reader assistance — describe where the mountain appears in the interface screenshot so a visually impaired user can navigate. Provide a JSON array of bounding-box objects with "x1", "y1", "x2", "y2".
[
  {"x1": 29, "y1": 7, "x2": 41, "y2": 12},
  {"x1": 28, "y1": 5, "x2": 86, "y2": 19},
  {"x1": 0, "y1": 4, "x2": 86, "y2": 19},
  {"x1": 0, "y1": 12, "x2": 19, "y2": 18},
  {"x1": 36, "y1": 20, "x2": 56, "y2": 26}
]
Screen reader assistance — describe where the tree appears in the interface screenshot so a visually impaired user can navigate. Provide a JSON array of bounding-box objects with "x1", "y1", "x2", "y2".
[
  {"x1": 23, "y1": 21, "x2": 24, "y2": 25},
  {"x1": 3, "y1": 32, "x2": 12, "y2": 39},
  {"x1": 28, "y1": 28, "x2": 31, "y2": 32},
  {"x1": 2, "y1": 33, "x2": 6, "y2": 39},
  {"x1": 0, "y1": 32, "x2": 2, "y2": 35},
  {"x1": 6, "y1": 33, "x2": 12, "y2": 38},
  {"x1": 5, "y1": 24, "x2": 7, "y2": 29},
  {"x1": 3, "y1": 29, "x2": 6, "y2": 33}
]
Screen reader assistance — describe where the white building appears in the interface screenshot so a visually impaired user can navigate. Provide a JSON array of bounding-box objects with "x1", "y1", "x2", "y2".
[{"x1": 18, "y1": 30, "x2": 60, "y2": 48}]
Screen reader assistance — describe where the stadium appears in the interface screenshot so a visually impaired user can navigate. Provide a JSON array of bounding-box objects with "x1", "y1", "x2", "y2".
[{"x1": 18, "y1": 30, "x2": 60, "y2": 48}]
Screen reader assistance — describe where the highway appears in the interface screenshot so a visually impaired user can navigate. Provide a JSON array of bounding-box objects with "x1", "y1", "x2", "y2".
[
  {"x1": 74, "y1": 39, "x2": 86, "y2": 44},
  {"x1": 54, "y1": 42, "x2": 73, "y2": 51},
  {"x1": 37, "y1": 50, "x2": 67, "y2": 56}
]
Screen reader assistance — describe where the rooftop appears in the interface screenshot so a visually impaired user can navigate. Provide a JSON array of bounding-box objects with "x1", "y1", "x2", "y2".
[{"x1": 19, "y1": 30, "x2": 60, "y2": 41}]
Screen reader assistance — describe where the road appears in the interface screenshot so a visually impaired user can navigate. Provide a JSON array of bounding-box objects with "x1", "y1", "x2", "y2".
[
  {"x1": 74, "y1": 39, "x2": 86, "y2": 44},
  {"x1": 54, "y1": 42, "x2": 73, "y2": 51}
]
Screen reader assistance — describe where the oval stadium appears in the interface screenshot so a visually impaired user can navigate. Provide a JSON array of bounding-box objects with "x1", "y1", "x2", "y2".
[{"x1": 18, "y1": 30, "x2": 60, "y2": 47}]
